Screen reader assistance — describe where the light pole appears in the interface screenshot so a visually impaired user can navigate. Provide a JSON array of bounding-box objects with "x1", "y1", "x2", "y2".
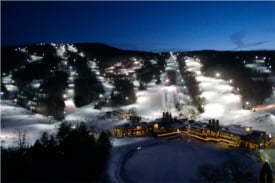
[
  {"x1": 109, "y1": 95, "x2": 114, "y2": 123},
  {"x1": 125, "y1": 96, "x2": 129, "y2": 104},
  {"x1": 99, "y1": 94, "x2": 103, "y2": 99}
]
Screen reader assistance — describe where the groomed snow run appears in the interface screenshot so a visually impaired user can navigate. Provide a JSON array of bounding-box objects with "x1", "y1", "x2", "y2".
[{"x1": 185, "y1": 57, "x2": 275, "y2": 134}]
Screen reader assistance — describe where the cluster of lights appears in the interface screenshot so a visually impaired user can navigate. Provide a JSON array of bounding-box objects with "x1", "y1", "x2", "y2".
[
  {"x1": 27, "y1": 54, "x2": 43, "y2": 63},
  {"x1": 67, "y1": 44, "x2": 78, "y2": 53},
  {"x1": 79, "y1": 52, "x2": 85, "y2": 57},
  {"x1": 244, "y1": 55, "x2": 273, "y2": 74},
  {"x1": 63, "y1": 94, "x2": 68, "y2": 99},
  {"x1": 104, "y1": 57, "x2": 144, "y2": 78},
  {"x1": 15, "y1": 47, "x2": 28, "y2": 53},
  {"x1": 56, "y1": 44, "x2": 66, "y2": 58}
]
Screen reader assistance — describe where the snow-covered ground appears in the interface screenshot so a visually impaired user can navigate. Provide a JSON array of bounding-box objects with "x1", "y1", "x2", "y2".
[
  {"x1": 1, "y1": 102, "x2": 59, "y2": 147},
  {"x1": 106, "y1": 137, "x2": 161, "y2": 183},
  {"x1": 2, "y1": 73, "x2": 18, "y2": 93},
  {"x1": 185, "y1": 57, "x2": 275, "y2": 134},
  {"x1": 264, "y1": 75, "x2": 275, "y2": 106},
  {"x1": 244, "y1": 59, "x2": 275, "y2": 108},
  {"x1": 122, "y1": 139, "x2": 261, "y2": 183},
  {"x1": 245, "y1": 59, "x2": 272, "y2": 74}
]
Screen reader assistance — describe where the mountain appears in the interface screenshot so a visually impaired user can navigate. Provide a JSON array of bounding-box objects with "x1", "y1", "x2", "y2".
[
  {"x1": 1, "y1": 43, "x2": 168, "y2": 120},
  {"x1": 1, "y1": 42, "x2": 274, "y2": 120}
]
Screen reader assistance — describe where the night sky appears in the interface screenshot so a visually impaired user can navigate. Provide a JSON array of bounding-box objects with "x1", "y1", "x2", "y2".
[{"x1": 2, "y1": 1, "x2": 275, "y2": 51}]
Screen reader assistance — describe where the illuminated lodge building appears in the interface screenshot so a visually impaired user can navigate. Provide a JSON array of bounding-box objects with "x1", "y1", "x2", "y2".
[
  {"x1": 112, "y1": 112, "x2": 272, "y2": 150},
  {"x1": 185, "y1": 120, "x2": 271, "y2": 149},
  {"x1": 113, "y1": 122, "x2": 148, "y2": 137}
]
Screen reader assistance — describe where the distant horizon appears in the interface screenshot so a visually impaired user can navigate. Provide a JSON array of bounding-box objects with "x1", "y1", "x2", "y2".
[{"x1": 1, "y1": 41, "x2": 275, "y2": 53}]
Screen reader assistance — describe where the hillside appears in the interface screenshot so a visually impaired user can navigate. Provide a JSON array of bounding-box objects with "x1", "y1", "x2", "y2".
[
  {"x1": 1, "y1": 43, "x2": 168, "y2": 120},
  {"x1": 1, "y1": 43, "x2": 275, "y2": 121}
]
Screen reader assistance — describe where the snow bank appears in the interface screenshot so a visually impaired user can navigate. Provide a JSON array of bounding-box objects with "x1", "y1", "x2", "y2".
[{"x1": 1, "y1": 102, "x2": 58, "y2": 147}]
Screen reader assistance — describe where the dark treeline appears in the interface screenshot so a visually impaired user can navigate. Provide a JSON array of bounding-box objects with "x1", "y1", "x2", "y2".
[
  {"x1": 136, "y1": 53, "x2": 168, "y2": 90},
  {"x1": 110, "y1": 78, "x2": 136, "y2": 106},
  {"x1": 1, "y1": 122, "x2": 112, "y2": 183},
  {"x1": 177, "y1": 54, "x2": 204, "y2": 113},
  {"x1": 67, "y1": 53, "x2": 104, "y2": 107}
]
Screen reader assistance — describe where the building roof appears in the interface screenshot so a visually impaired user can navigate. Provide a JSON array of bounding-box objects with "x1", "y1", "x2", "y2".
[{"x1": 221, "y1": 125, "x2": 252, "y2": 136}]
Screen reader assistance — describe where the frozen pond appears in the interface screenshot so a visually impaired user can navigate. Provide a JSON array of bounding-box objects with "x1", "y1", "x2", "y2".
[{"x1": 123, "y1": 140, "x2": 260, "y2": 182}]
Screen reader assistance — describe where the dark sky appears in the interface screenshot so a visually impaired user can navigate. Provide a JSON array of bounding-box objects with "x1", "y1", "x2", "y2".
[{"x1": 2, "y1": 1, "x2": 275, "y2": 51}]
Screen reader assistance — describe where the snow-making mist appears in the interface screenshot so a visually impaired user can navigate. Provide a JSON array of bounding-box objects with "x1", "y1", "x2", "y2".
[
  {"x1": 123, "y1": 52, "x2": 193, "y2": 119},
  {"x1": 162, "y1": 53, "x2": 180, "y2": 114}
]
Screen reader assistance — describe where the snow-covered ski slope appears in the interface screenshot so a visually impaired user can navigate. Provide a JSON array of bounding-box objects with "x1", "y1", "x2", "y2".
[
  {"x1": 122, "y1": 52, "x2": 196, "y2": 120},
  {"x1": 185, "y1": 56, "x2": 275, "y2": 133},
  {"x1": 1, "y1": 102, "x2": 58, "y2": 147}
]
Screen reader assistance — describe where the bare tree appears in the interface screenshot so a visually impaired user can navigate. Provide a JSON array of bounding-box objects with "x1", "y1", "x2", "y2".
[{"x1": 13, "y1": 129, "x2": 27, "y2": 150}]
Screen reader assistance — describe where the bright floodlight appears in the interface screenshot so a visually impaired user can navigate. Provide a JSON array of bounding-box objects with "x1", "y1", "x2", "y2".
[
  {"x1": 246, "y1": 101, "x2": 250, "y2": 105},
  {"x1": 63, "y1": 94, "x2": 67, "y2": 99},
  {"x1": 229, "y1": 79, "x2": 233, "y2": 83},
  {"x1": 166, "y1": 79, "x2": 170, "y2": 83},
  {"x1": 215, "y1": 72, "x2": 220, "y2": 78},
  {"x1": 245, "y1": 127, "x2": 251, "y2": 132},
  {"x1": 99, "y1": 94, "x2": 103, "y2": 98}
]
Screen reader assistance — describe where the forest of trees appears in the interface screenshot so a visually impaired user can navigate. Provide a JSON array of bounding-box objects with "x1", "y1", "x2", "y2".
[
  {"x1": 136, "y1": 53, "x2": 168, "y2": 89},
  {"x1": 71, "y1": 54, "x2": 104, "y2": 107},
  {"x1": 110, "y1": 78, "x2": 136, "y2": 106},
  {"x1": 1, "y1": 122, "x2": 112, "y2": 183},
  {"x1": 178, "y1": 54, "x2": 204, "y2": 113}
]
